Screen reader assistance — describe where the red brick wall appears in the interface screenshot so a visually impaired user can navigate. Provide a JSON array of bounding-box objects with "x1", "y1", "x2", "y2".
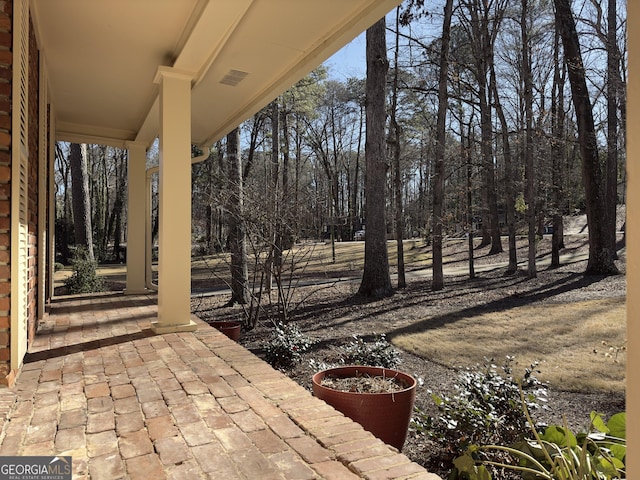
[
  {"x1": 0, "y1": 0, "x2": 11, "y2": 381},
  {"x1": 0, "y1": 0, "x2": 42, "y2": 383}
]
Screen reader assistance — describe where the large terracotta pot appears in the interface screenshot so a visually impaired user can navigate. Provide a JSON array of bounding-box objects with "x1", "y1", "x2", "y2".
[
  {"x1": 212, "y1": 321, "x2": 241, "y2": 342},
  {"x1": 312, "y1": 366, "x2": 416, "y2": 450}
]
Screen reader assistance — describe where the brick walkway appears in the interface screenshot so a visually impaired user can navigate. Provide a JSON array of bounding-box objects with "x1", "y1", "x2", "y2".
[{"x1": 0, "y1": 292, "x2": 440, "y2": 479}]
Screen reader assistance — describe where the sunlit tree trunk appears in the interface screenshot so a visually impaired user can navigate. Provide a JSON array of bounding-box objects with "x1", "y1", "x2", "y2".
[
  {"x1": 226, "y1": 127, "x2": 249, "y2": 305},
  {"x1": 391, "y1": 8, "x2": 406, "y2": 289},
  {"x1": 606, "y1": 0, "x2": 618, "y2": 258},
  {"x1": 432, "y1": 0, "x2": 454, "y2": 291},
  {"x1": 280, "y1": 108, "x2": 293, "y2": 250},
  {"x1": 107, "y1": 149, "x2": 127, "y2": 261},
  {"x1": 464, "y1": 0, "x2": 503, "y2": 255},
  {"x1": 522, "y1": 0, "x2": 537, "y2": 278},
  {"x1": 358, "y1": 17, "x2": 392, "y2": 297},
  {"x1": 271, "y1": 101, "x2": 283, "y2": 274},
  {"x1": 554, "y1": 0, "x2": 618, "y2": 275},
  {"x1": 551, "y1": 26, "x2": 566, "y2": 268},
  {"x1": 465, "y1": 120, "x2": 476, "y2": 280},
  {"x1": 55, "y1": 143, "x2": 73, "y2": 262},
  {"x1": 491, "y1": 64, "x2": 517, "y2": 274},
  {"x1": 70, "y1": 143, "x2": 94, "y2": 261}
]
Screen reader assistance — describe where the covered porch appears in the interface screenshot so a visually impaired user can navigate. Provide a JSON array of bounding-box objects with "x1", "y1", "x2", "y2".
[
  {"x1": 2, "y1": 0, "x2": 637, "y2": 476},
  {"x1": 0, "y1": 292, "x2": 438, "y2": 479},
  {"x1": 33, "y1": 0, "x2": 403, "y2": 337}
]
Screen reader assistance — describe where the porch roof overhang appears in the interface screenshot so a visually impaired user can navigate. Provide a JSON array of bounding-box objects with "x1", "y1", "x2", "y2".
[{"x1": 31, "y1": 0, "x2": 401, "y2": 149}]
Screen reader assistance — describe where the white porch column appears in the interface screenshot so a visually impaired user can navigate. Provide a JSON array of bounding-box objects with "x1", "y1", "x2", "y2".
[
  {"x1": 124, "y1": 141, "x2": 148, "y2": 294},
  {"x1": 627, "y1": 2, "x2": 639, "y2": 475},
  {"x1": 151, "y1": 67, "x2": 197, "y2": 334}
]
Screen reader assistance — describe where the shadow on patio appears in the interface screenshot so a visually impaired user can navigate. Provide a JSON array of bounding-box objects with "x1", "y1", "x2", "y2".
[{"x1": 0, "y1": 292, "x2": 439, "y2": 479}]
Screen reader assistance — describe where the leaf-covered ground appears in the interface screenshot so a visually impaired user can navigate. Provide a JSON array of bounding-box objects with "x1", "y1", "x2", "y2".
[{"x1": 192, "y1": 233, "x2": 626, "y2": 478}]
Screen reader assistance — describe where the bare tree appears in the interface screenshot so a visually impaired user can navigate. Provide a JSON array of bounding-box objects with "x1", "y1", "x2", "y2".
[
  {"x1": 605, "y1": 0, "x2": 619, "y2": 257},
  {"x1": 55, "y1": 143, "x2": 73, "y2": 262},
  {"x1": 226, "y1": 127, "x2": 249, "y2": 305},
  {"x1": 358, "y1": 17, "x2": 392, "y2": 297},
  {"x1": 70, "y1": 143, "x2": 95, "y2": 261},
  {"x1": 432, "y1": 0, "x2": 454, "y2": 291},
  {"x1": 554, "y1": 0, "x2": 618, "y2": 275},
  {"x1": 551, "y1": 25, "x2": 566, "y2": 268},
  {"x1": 460, "y1": 0, "x2": 505, "y2": 255},
  {"x1": 522, "y1": 0, "x2": 537, "y2": 278},
  {"x1": 107, "y1": 148, "x2": 127, "y2": 261},
  {"x1": 390, "y1": 7, "x2": 406, "y2": 289},
  {"x1": 490, "y1": 61, "x2": 517, "y2": 274}
]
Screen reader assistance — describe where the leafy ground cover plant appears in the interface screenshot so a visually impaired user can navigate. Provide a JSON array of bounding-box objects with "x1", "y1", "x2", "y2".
[
  {"x1": 264, "y1": 322, "x2": 314, "y2": 369},
  {"x1": 454, "y1": 405, "x2": 626, "y2": 479},
  {"x1": 412, "y1": 357, "x2": 548, "y2": 476},
  {"x1": 341, "y1": 334, "x2": 401, "y2": 368}
]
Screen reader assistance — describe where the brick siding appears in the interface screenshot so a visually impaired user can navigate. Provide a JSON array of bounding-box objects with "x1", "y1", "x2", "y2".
[{"x1": 0, "y1": 0, "x2": 43, "y2": 384}]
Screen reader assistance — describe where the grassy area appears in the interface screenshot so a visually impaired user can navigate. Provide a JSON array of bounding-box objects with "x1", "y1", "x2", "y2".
[
  {"x1": 57, "y1": 237, "x2": 626, "y2": 396},
  {"x1": 56, "y1": 239, "x2": 436, "y2": 288},
  {"x1": 190, "y1": 239, "x2": 435, "y2": 282},
  {"x1": 393, "y1": 296, "x2": 626, "y2": 393}
]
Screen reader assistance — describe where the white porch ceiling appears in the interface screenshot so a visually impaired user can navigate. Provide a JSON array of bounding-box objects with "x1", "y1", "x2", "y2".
[{"x1": 31, "y1": 0, "x2": 401, "y2": 148}]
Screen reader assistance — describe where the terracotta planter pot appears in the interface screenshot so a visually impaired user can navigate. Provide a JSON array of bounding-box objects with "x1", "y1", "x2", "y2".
[
  {"x1": 312, "y1": 366, "x2": 416, "y2": 450},
  {"x1": 212, "y1": 321, "x2": 241, "y2": 342}
]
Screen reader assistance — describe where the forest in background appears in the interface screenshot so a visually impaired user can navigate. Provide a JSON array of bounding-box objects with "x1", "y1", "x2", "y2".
[{"x1": 54, "y1": 0, "x2": 626, "y2": 289}]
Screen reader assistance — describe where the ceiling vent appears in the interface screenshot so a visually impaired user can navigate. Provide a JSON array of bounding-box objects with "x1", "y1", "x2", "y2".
[{"x1": 220, "y1": 69, "x2": 249, "y2": 86}]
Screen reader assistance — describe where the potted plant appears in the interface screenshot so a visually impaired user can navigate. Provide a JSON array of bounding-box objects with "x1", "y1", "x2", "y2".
[
  {"x1": 312, "y1": 365, "x2": 416, "y2": 450},
  {"x1": 211, "y1": 320, "x2": 242, "y2": 341},
  {"x1": 311, "y1": 335, "x2": 417, "y2": 450}
]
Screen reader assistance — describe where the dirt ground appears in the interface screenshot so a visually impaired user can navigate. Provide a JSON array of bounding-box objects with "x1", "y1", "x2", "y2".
[{"x1": 190, "y1": 232, "x2": 626, "y2": 477}]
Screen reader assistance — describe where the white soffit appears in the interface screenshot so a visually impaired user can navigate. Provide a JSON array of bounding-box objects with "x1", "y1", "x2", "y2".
[{"x1": 31, "y1": 0, "x2": 401, "y2": 148}]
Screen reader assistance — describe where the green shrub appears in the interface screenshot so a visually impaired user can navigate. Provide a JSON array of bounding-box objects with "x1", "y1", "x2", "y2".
[
  {"x1": 64, "y1": 247, "x2": 105, "y2": 294},
  {"x1": 341, "y1": 334, "x2": 401, "y2": 368},
  {"x1": 412, "y1": 357, "x2": 547, "y2": 473},
  {"x1": 264, "y1": 322, "x2": 314, "y2": 369},
  {"x1": 455, "y1": 409, "x2": 626, "y2": 480},
  {"x1": 54, "y1": 262, "x2": 65, "y2": 272}
]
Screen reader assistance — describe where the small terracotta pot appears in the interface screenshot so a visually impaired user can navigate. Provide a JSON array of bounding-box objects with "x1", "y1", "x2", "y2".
[
  {"x1": 212, "y1": 321, "x2": 241, "y2": 341},
  {"x1": 312, "y1": 366, "x2": 416, "y2": 450}
]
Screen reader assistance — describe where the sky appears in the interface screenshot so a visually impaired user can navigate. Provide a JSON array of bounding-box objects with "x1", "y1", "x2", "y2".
[{"x1": 323, "y1": 33, "x2": 367, "y2": 81}]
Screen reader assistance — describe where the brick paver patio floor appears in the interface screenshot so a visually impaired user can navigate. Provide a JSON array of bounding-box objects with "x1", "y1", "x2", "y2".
[{"x1": 0, "y1": 292, "x2": 439, "y2": 479}]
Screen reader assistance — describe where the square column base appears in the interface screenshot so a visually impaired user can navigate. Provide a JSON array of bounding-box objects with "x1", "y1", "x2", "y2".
[{"x1": 151, "y1": 319, "x2": 198, "y2": 334}]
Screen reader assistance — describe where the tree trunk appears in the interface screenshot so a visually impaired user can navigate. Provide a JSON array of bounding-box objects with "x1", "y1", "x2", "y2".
[
  {"x1": 522, "y1": 0, "x2": 537, "y2": 279},
  {"x1": 91, "y1": 146, "x2": 106, "y2": 260},
  {"x1": 491, "y1": 63, "x2": 517, "y2": 274},
  {"x1": 226, "y1": 127, "x2": 249, "y2": 305},
  {"x1": 70, "y1": 143, "x2": 95, "y2": 261},
  {"x1": 606, "y1": 0, "x2": 618, "y2": 258},
  {"x1": 108, "y1": 149, "x2": 127, "y2": 261},
  {"x1": 358, "y1": 17, "x2": 392, "y2": 298},
  {"x1": 465, "y1": 0, "x2": 503, "y2": 255},
  {"x1": 551, "y1": 26, "x2": 566, "y2": 268},
  {"x1": 271, "y1": 101, "x2": 283, "y2": 274},
  {"x1": 432, "y1": 0, "x2": 453, "y2": 291},
  {"x1": 391, "y1": 8, "x2": 406, "y2": 290},
  {"x1": 465, "y1": 122, "x2": 476, "y2": 280},
  {"x1": 55, "y1": 143, "x2": 73, "y2": 262},
  {"x1": 554, "y1": 0, "x2": 618, "y2": 275},
  {"x1": 281, "y1": 108, "x2": 293, "y2": 250}
]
